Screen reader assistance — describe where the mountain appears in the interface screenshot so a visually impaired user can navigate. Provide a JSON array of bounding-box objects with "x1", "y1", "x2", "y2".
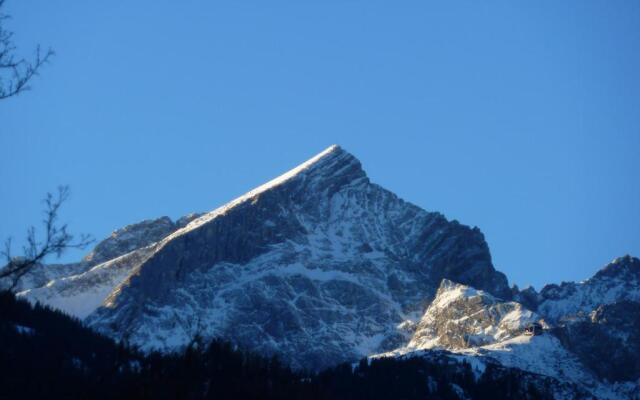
[
  {"x1": 535, "y1": 255, "x2": 640, "y2": 322},
  {"x1": 15, "y1": 145, "x2": 509, "y2": 371},
  {"x1": 85, "y1": 145, "x2": 512, "y2": 371},
  {"x1": 7, "y1": 145, "x2": 639, "y2": 398},
  {"x1": 406, "y1": 279, "x2": 540, "y2": 350},
  {"x1": 379, "y1": 261, "x2": 640, "y2": 399}
]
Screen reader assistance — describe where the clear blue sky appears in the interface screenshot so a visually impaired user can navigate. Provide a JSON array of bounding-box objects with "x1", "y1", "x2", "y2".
[{"x1": 1, "y1": 1, "x2": 638, "y2": 289}]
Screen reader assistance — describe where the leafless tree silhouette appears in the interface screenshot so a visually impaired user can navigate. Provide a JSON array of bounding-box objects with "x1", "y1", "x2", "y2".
[
  {"x1": 0, "y1": 0, "x2": 54, "y2": 100},
  {"x1": 0, "y1": 186, "x2": 93, "y2": 290}
]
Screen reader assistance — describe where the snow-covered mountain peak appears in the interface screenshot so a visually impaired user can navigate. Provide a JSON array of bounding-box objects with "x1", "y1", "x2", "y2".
[
  {"x1": 379, "y1": 274, "x2": 640, "y2": 399},
  {"x1": 536, "y1": 255, "x2": 640, "y2": 323},
  {"x1": 593, "y1": 254, "x2": 639, "y2": 280},
  {"x1": 163, "y1": 144, "x2": 367, "y2": 241},
  {"x1": 75, "y1": 145, "x2": 511, "y2": 370},
  {"x1": 431, "y1": 279, "x2": 486, "y2": 309},
  {"x1": 405, "y1": 279, "x2": 538, "y2": 351}
]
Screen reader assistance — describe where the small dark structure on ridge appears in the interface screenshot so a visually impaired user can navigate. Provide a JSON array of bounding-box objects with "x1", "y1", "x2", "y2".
[{"x1": 524, "y1": 322, "x2": 543, "y2": 336}]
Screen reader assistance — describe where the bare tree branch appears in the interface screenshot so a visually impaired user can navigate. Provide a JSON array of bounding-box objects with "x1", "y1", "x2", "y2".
[
  {"x1": 0, "y1": 0, "x2": 54, "y2": 100},
  {"x1": 0, "y1": 186, "x2": 94, "y2": 290}
]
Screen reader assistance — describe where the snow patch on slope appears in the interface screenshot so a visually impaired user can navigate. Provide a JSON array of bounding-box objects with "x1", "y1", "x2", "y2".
[{"x1": 18, "y1": 245, "x2": 157, "y2": 319}]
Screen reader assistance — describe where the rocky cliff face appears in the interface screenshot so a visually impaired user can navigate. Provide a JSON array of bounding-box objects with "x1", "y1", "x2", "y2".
[
  {"x1": 553, "y1": 300, "x2": 640, "y2": 383},
  {"x1": 82, "y1": 145, "x2": 509, "y2": 371},
  {"x1": 406, "y1": 279, "x2": 539, "y2": 350}
]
